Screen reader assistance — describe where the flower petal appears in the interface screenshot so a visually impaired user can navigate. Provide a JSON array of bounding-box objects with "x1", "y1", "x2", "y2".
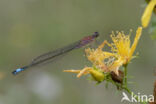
[
  {"x1": 129, "y1": 27, "x2": 142, "y2": 61},
  {"x1": 141, "y1": 0, "x2": 156, "y2": 28}
]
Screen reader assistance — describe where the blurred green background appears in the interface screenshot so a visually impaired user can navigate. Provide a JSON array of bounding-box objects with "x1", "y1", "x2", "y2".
[{"x1": 0, "y1": 0, "x2": 156, "y2": 104}]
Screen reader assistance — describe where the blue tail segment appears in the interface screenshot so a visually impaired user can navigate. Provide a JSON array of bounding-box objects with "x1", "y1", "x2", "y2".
[{"x1": 12, "y1": 68, "x2": 25, "y2": 75}]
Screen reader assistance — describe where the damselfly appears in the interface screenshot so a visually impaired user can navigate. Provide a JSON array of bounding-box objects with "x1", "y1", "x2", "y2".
[{"x1": 12, "y1": 32, "x2": 99, "y2": 75}]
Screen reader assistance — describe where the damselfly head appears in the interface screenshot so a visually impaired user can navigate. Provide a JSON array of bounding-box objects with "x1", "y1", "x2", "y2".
[{"x1": 92, "y1": 32, "x2": 99, "y2": 38}]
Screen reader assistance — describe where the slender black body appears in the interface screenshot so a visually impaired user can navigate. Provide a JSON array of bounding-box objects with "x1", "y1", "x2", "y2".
[{"x1": 12, "y1": 32, "x2": 99, "y2": 75}]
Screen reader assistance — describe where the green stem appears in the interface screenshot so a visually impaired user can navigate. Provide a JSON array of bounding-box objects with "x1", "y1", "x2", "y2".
[{"x1": 123, "y1": 64, "x2": 128, "y2": 87}]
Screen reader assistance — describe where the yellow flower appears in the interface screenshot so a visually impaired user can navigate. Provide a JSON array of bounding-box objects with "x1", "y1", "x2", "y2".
[
  {"x1": 110, "y1": 27, "x2": 142, "y2": 65},
  {"x1": 64, "y1": 41, "x2": 121, "y2": 77},
  {"x1": 64, "y1": 27, "x2": 142, "y2": 78},
  {"x1": 141, "y1": 0, "x2": 156, "y2": 28},
  {"x1": 85, "y1": 41, "x2": 113, "y2": 72}
]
